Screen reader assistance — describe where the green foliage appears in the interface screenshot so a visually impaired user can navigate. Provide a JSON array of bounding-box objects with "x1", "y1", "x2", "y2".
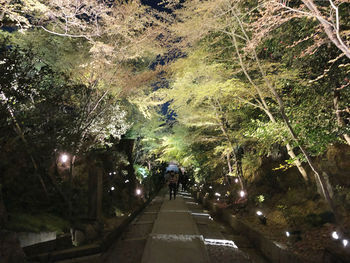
[{"x1": 6, "y1": 213, "x2": 69, "y2": 234}]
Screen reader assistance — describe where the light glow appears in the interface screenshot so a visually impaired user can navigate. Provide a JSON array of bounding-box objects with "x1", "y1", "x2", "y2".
[
  {"x1": 286, "y1": 231, "x2": 290, "y2": 237},
  {"x1": 125, "y1": 179, "x2": 129, "y2": 183},
  {"x1": 209, "y1": 186, "x2": 213, "y2": 189},
  {"x1": 111, "y1": 186, "x2": 115, "y2": 191},
  {"x1": 332, "y1": 231, "x2": 339, "y2": 240},
  {"x1": 61, "y1": 154, "x2": 68, "y2": 163},
  {"x1": 239, "y1": 190, "x2": 245, "y2": 198},
  {"x1": 256, "y1": 211, "x2": 263, "y2": 216},
  {"x1": 215, "y1": 192, "x2": 221, "y2": 197},
  {"x1": 204, "y1": 238, "x2": 238, "y2": 248},
  {"x1": 234, "y1": 178, "x2": 239, "y2": 183},
  {"x1": 136, "y1": 188, "x2": 142, "y2": 195},
  {"x1": 191, "y1": 212, "x2": 210, "y2": 217},
  {"x1": 343, "y1": 239, "x2": 348, "y2": 247}
]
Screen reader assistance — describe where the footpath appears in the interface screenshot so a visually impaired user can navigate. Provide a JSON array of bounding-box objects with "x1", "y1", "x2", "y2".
[{"x1": 141, "y1": 192, "x2": 210, "y2": 263}]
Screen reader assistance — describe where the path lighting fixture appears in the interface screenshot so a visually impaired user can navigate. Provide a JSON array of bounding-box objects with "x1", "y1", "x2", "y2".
[
  {"x1": 109, "y1": 172, "x2": 112, "y2": 175},
  {"x1": 239, "y1": 190, "x2": 245, "y2": 198},
  {"x1": 343, "y1": 239, "x2": 348, "y2": 247},
  {"x1": 209, "y1": 186, "x2": 213, "y2": 189},
  {"x1": 125, "y1": 179, "x2": 129, "y2": 183},
  {"x1": 60, "y1": 154, "x2": 69, "y2": 163},
  {"x1": 136, "y1": 188, "x2": 142, "y2": 195},
  {"x1": 217, "y1": 198, "x2": 219, "y2": 201},
  {"x1": 194, "y1": 184, "x2": 197, "y2": 186},
  {"x1": 111, "y1": 187, "x2": 115, "y2": 191},
  {"x1": 256, "y1": 210, "x2": 267, "y2": 225},
  {"x1": 113, "y1": 172, "x2": 116, "y2": 175},
  {"x1": 234, "y1": 178, "x2": 239, "y2": 183},
  {"x1": 332, "y1": 231, "x2": 339, "y2": 240},
  {"x1": 215, "y1": 193, "x2": 221, "y2": 197},
  {"x1": 286, "y1": 231, "x2": 290, "y2": 237}
]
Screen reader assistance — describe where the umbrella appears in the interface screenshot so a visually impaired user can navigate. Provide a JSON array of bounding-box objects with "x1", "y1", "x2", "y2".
[{"x1": 166, "y1": 164, "x2": 179, "y2": 173}]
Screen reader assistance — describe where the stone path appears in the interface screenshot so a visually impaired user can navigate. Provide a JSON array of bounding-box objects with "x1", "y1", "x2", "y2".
[
  {"x1": 57, "y1": 189, "x2": 267, "y2": 263},
  {"x1": 141, "y1": 192, "x2": 209, "y2": 263}
]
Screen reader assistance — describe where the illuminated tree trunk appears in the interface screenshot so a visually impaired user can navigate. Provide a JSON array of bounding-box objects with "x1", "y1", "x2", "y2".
[
  {"x1": 230, "y1": 30, "x2": 309, "y2": 183},
  {"x1": 212, "y1": 100, "x2": 245, "y2": 190},
  {"x1": 301, "y1": 0, "x2": 350, "y2": 60},
  {"x1": 231, "y1": 9, "x2": 341, "y2": 227}
]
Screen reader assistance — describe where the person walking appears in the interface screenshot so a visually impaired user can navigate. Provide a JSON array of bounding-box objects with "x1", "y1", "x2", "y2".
[{"x1": 168, "y1": 171, "x2": 178, "y2": 200}]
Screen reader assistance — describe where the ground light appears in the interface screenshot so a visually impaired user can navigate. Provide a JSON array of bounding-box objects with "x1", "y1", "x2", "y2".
[
  {"x1": 239, "y1": 190, "x2": 245, "y2": 198},
  {"x1": 136, "y1": 188, "x2": 142, "y2": 195},
  {"x1": 331, "y1": 231, "x2": 349, "y2": 249},
  {"x1": 60, "y1": 154, "x2": 69, "y2": 163},
  {"x1": 234, "y1": 178, "x2": 239, "y2": 183},
  {"x1": 332, "y1": 231, "x2": 339, "y2": 240},
  {"x1": 111, "y1": 186, "x2": 115, "y2": 191},
  {"x1": 286, "y1": 231, "x2": 290, "y2": 237},
  {"x1": 215, "y1": 193, "x2": 221, "y2": 197},
  {"x1": 256, "y1": 210, "x2": 267, "y2": 225}
]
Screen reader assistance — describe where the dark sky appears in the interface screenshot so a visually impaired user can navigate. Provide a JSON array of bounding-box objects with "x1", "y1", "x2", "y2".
[{"x1": 141, "y1": 0, "x2": 173, "y2": 12}]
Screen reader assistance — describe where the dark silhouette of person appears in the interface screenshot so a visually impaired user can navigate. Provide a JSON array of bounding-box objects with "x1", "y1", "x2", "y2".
[{"x1": 168, "y1": 171, "x2": 178, "y2": 200}]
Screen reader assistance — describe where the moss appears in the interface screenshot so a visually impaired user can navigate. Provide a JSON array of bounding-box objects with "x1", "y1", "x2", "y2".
[{"x1": 5, "y1": 213, "x2": 70, "y2": 234}]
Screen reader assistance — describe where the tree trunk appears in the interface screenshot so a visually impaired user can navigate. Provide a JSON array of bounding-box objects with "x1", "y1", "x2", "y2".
[
  {"x1": 285, "y1": 143, "x2": 309, "y2": 182},
  {"x1": 302, "y1": 0, "x2": 350, "y2": 59},
  {"x1": 2, "y1": 95, "x2": 49, "y2": 198},
  {"x1": 88, "y1": 158, "x2": 103, "y2": 221},
  {"x1": 230, "y1": 7, "x2": 342, "y2": 228},
  {"x1": 48, "y1": 159, "x2": 71, "y2": 216},
  {"x1": 226, "y1": 152, "x2": 232, "y2": 185},
  {"x1": 230, "y1": 30, "x2": 309, "y2": 183}
]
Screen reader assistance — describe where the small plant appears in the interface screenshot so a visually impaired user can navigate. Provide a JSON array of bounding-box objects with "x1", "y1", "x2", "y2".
[{"x1": 256, "y1": 194, "x2": 265, "y2": 203}]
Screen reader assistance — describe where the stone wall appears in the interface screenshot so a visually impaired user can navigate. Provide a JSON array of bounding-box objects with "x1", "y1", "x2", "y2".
[{"x1": 17, "y1": 231, "x2": 56, "y2": 248}]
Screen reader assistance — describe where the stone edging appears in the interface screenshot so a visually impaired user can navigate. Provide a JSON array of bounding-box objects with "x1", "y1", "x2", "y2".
[
  {"x1": 27, "y1": 196, "x2": 155, "y2": 262},
  {"x1": 193, "y1": 191, "x2": 316, "y2": 263}
]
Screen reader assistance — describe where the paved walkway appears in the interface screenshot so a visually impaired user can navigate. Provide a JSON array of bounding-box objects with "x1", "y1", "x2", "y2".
[
  {"x1": 141, "y1": 193, "x2": 210, "y2": 263},
  {"x1": 63, "y1": 189, "x2": 267, "y2": 263}
]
